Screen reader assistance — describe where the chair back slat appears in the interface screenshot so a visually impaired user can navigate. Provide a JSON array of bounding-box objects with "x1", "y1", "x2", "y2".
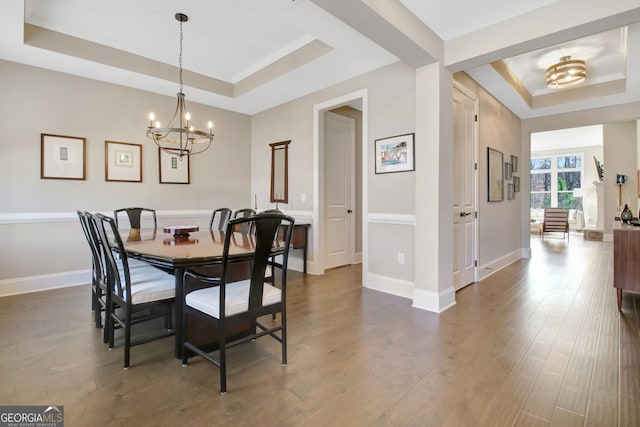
[
  {"x1": 114, "y1": 207, "x2": 157, "y2": 229},
  {"x1": 232, "y1": 208, "x2": 257, "y2": 234},
  {"x1": 209, "y1": 208, "x2": 232, "y2": 231}
]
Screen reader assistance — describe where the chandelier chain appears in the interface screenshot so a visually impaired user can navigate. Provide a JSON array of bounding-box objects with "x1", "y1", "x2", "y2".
[
  {"x1": 145, "y1": 12, "x2": 213, "y2": 158},
  {"x1": 178, "y1": 19, "x2": 183, "y2": 93}
]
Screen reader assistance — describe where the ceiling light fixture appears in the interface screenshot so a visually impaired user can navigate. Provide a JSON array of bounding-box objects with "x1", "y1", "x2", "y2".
[
  {"x1": 545, "y1": 55, "x2": 587, "y2": 89},
  {"x1": 146, "y1": 13, "x2": 213, "y2": 158}
]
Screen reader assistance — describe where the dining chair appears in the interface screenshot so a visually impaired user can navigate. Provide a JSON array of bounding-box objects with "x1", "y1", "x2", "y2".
[
  {"x1": 93, "y1": 213, "x2": 176, "y2": 368},
  {"x1": 114, "y1": 207, "x2": 157, "y2": 229},
  {"x1": 181, "y1": 212, "x2": 295, "y2": 393},
  {"x1": 209, "y1": 208, "x2": 232, "y2": 231},
  {"x1": 232, "y1": 208, "x2": 256, "y2": 234}
]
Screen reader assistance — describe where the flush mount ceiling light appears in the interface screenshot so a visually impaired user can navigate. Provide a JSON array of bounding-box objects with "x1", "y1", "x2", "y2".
[
  {"x1": 146, "y1": 13, "x2": 213, "y2": 158},
  {"x1": 546, "y1": 55, "x2": 587, "y2": 89}
]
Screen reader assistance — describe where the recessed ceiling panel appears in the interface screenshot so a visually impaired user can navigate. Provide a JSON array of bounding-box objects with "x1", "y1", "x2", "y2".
[
  {"x1": 25, "y1": 0, "x2": 314, "y2": 82},
  {"x1": 503, "y1": 27, "x2": 628, "y2": 96}
]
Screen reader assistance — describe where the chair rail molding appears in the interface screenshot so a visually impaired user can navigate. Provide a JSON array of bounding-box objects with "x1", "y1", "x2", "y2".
[
  {"x1": 1, "y1": 209, "x2": 314, "y2": 225},
  {"x1": 367, "y1": 213, "x2": 415, "y2": 226}
]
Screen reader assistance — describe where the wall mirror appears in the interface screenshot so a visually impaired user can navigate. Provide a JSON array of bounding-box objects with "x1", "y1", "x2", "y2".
[{"x1": 270, "y1": 140, "x2": 290, "y2": 203}]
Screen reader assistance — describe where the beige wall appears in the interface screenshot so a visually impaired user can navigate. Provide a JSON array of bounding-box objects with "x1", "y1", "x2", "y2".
[
  {"x1": 251, "y1": 62, "x2": 417, "y2": 281},
  {"x1": 0, "y1": 59, "x2": 252, "y2": 282}
]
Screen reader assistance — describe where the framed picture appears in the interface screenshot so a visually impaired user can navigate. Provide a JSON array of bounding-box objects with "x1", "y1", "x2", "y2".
[
  {"x1": 511, "y1": 155, "x2": 518, "y2": 172},
  {"x1": 507, "y1": 183, "x2": 515, "y2": 200},
  {"x1": 504, "y1": 162, "x2": 513, "y2": 180},
  {"x1": 41, "y1": 133, "x2": 86, "y2": 180},
  {"x1": 487, "y1": 147, "x2": 503, "y2": 202},
  {"x1": 513, "y1": 176, "x2": 520, "y2": 192},
  {"x1": 159, "y1": 148, "x2": 190, "y2": 184},
  {"x1": 374, "y1": 133, "x2": 415, "y2": 174},
  {"x1": 105, "y1": 141, "x2": 142, "y2": 182}
]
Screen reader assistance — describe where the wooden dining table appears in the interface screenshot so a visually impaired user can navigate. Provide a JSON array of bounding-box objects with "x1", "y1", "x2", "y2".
[{"x1": 119, "y1": 227, "x2": 287, "y2": 358}]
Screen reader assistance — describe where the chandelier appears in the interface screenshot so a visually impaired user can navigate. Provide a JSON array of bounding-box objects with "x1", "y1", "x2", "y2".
[
  {"x1": 545, "y1": 56, "x2": 587, "y2": 89},
  {"x1": 146, "y1": 13, "x2": 213, "y2": 158}
]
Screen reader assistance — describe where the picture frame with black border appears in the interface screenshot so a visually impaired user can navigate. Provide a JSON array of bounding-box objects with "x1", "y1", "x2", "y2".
[{"x1": 374, "y1": 133, "x2": 415, "y2": 174}]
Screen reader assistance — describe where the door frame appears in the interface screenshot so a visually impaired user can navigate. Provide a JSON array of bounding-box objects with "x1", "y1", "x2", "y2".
[
  {"x1": 453, "y1": 81, "x2": 479, "y2": 286},
  {"x1": 313, "y1": 89, "x2": 368, "y2": 276}
]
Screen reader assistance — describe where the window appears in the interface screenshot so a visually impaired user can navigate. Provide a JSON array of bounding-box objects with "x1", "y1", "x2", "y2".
[{"x1": 530, "y1": 153, "x2": 583, "y2": 209}]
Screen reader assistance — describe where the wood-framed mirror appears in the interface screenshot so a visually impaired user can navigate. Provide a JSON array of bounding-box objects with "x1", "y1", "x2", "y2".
[{"x1": 270, "y1": 140, "x2": 290, "y2": 203}]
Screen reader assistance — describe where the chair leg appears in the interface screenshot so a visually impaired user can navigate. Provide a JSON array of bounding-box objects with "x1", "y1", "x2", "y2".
[
  {"x1": 124, "y1": 309, "x2": 131, "y2": 369},
  {"x1": 281, "y1": 312, "x2": 287, "y2": 366},
  {"x1": 219, "y1": 332, "x2": 227, "y2": 394},
  {"x1": 165, "y1": 303, "x2": 173, "y2": 331},
  {"x1": 94, "y1": 294, "x2": 102, "y2": 329},
  {"x1": 181, "y1": 311, "x2": 189, "y2": 366},
  {"x1": 102, "y1": 310, "x2": 109, "y2": 344},
  {"x1": 91, "y1": 278, "x2": 97, "y2": 312},
  {"x1": 108, "y1": 302, "x2": 115, "y2": 349}
]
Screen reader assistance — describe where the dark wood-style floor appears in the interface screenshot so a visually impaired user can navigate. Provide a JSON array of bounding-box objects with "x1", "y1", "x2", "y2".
[{"x1": 1, "y1": 235, "x2": 639, "y2": 426}]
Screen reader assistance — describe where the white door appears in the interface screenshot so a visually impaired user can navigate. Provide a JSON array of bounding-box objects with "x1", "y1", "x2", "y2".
[
  {"x1": 324, "y1": 111, "x2": 355, "y2": 269},
  {"x1": 453, "y1": 87, "x2": 477, "y2": 290}
]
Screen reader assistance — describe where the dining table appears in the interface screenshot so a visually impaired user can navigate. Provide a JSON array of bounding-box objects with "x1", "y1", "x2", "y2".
[{"x1": 118, "y1": 227, "x2": 287, "y2": 358}]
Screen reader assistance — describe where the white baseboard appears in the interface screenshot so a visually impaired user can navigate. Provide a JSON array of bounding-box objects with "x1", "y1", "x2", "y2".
[
  {"x1": 359, "y1": 271, "x2": 458, "y2": 313},
  {"x1": 478, "y1": 249, "x2": 522, "y2": 281},
  {"x1": 521, "y1": 247, "x2": 532, "y2": 259},
  {"x1": 412, "y1": 286, "x2": 456, "y2": 313},
  {"x1": 364, "y1": 272, "x2": 414, "y2": 300},
  {"x1": 0, "y1": 270, "x2": 90, "y2": 298}
]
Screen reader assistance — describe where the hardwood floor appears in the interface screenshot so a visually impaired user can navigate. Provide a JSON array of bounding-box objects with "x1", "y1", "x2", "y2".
[{"x1": 1, "y1": 235, "x2": 638, "y2": 426}]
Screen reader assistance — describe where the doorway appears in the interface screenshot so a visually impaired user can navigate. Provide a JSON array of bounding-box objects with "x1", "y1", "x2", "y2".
[
  {"x1": 453, "y1": 83, "x2": 478, "y2": 290},
  {"x1": 312, "y1": 90, "x2": 367, "y2": 276}
]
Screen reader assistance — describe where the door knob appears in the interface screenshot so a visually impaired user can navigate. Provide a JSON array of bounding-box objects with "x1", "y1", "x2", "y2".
[
  {"x1": 459, "y1": 211, "x2": 471, "y2": 217},
  {"x1": 347, "y1": 209, "x2": 353, "y2": 214}
]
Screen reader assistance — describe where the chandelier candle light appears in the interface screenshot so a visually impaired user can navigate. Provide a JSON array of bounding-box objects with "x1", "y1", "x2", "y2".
[
  {"x1": 146, "y1": 13, "x2": 214, "y2": 158},
  {"x1": 546, "y1": 55, "x2": 587, "y2": 89}
]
